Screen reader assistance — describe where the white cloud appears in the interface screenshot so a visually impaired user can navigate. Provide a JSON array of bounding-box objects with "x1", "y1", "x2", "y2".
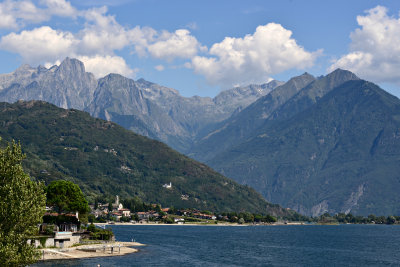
[
  {"x1": 329, "y1": 6, "x2": 400, "y2": 85},
  {"x1": 40, "y1": 0, "x2": 77, "y2": 17},
  {"x1": 0, "y1": 26, "x2": 76, "y2": 63},
  {"x1": 0, "y1": 0, "x2": 77, "y2": 29},
  {"x1": 0, "y1": 0, "x2": 320, "y2": 87},
  {"x1": 155, "y1": 64, "x2": 165, "y2": 71},
  {"x1": 77, "y1": 55, "x2": 137, "y2": 78},
  {"x1": 0, "y1": 1, "x2": 204, "y2": 79},
  {"x1": 147, "y1": 29, "x2": 206, "y2": 61},
  {"x1": 78, "y1": 6, "x2": 131, "y2": 55},
  {"x1": 0, "y1": 5, "x2": 138, "y2": 77},
  {"x1": 191, "y1": 23, "x2": 320, "y2": 88},
  {"x1": 0, "y1": 0, "x2": 43, "y2": 29}
]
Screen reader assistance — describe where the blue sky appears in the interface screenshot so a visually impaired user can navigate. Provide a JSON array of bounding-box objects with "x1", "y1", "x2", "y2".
[{"x1": 1, "y1": 0, "x2": 400, "y2": 97}]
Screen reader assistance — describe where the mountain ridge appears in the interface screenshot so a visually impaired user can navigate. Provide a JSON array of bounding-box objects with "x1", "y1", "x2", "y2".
[
  {"x1": 208, "y1": 79, "x2": 400, "y2": 216},
  {"x1": 0, "y1": 58, "x2": 283, "y2": 152},
  {"x1": 0, "y1": 99, "x2": 297, "y2": 216}
]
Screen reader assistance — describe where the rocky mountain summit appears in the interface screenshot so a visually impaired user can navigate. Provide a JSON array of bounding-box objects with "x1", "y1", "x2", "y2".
[
  {"x1": 0, "y1": 58, "x2": 97, "y2": 110},
  {"x1": 0, "y1": 58, "x2": 282, "y2": 152}
]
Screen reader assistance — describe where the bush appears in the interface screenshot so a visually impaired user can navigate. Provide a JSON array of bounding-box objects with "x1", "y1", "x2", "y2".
[{"x1": 89, "y1": 229, "x2": 114, "y2": 241}]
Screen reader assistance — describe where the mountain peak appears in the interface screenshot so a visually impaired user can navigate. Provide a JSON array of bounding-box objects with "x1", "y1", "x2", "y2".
[
  {"x1": 328, "y1": 68, "x2": 359, "y2": 79},
  {"x1": 57, "y1": 57, "x2": 86, "y2": 75},
  {"x1": 14, "y1": 64, "x2": 34, "y2": 75},
  {"x1": 283, "y1": 72, "x2": 316, "y2": 88},
  {"x1": 102, "y1": 73, "x2": 126, "y2": 80}
]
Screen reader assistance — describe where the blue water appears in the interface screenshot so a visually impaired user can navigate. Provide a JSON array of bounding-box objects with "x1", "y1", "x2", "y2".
[{"x1": 33, "y1": 224, "x2": 400, "y2": 266}]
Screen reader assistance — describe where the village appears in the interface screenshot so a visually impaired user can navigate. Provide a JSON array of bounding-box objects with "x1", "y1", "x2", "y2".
[
  {"x1": 90, "y1": 195, "x2": 219, "y2": 225},
  {"x1": 28, "y1": 177, "x2": 278, "y2": 258},
  {"x1": 32, "y1": 194, "x2": 224, "y2": 251}
]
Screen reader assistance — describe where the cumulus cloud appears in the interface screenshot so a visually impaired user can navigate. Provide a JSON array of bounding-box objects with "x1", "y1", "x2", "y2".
[
  {"x1": 77, "y1": 55, "x2": 137, "y2": 78},
  {"x1": 40, "y1": 0, "x2": 77, "y2": 17},
  {"x1": 148, "y1": 29, "x2": 206, "y2": 61},
  {"x1": 0, "y1": 26, "x2": 76, "y2": 63},
  {"x1": 329, "y1": 6, "x2": 400, "y2": 85},
  {"x1": 0, "y1": 0, "x2": 44, "y2": 29},
  {"x1": 191, "y1": 23, "x2": 320, "y2": 88},
  {"x1": 0, "y1": 1, "x2": 205, "y2": 79},
  {"x1": 0, "y1": 5, "x2": 140, "y2": 78},
  {"x1": 0, "y1": 1, "x2": 319, "y2": 86},
  {"x1": 0, "y1": 0, "x2": 77, "y2": 29},
  {"x1": 79, "y1": 6, "x2": 132, "y2": 55}
]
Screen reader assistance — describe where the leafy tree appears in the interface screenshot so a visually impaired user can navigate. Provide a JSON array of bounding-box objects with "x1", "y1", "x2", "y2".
[
  {"x1": 168, "y1": 206, "x2": 176, "y2": 214},
  {"x1": 88, "y1": 214, "x2": 96, "y2": 223},
  {"x1": 163, "y1": 216, "x2": 174, "y2": 224},
  {"x1": 0, "y1": 140, "x2": 46, "y2": 266},
  {"x1": 264, "y1": 215, "x2": 277, "y2": 223},
  {"x1": 387, "y1": 216, "x2": 396, "y2": 225},
  {"x1": 45, "y1": 180, "x2": 89, "y2": 222},
  {"x1": 154, "y1": 204, "x2": 161, "y2": 213},
  {"x1": 87, "y1": 223, "x2": 96, "y2": 232}
]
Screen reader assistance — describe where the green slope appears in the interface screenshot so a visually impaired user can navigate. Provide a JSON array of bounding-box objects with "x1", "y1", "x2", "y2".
[
  {"x1": 0, "y1": 100, "x2": 293, "y2": 216},
  {"x1": 210, "y1": 80, "x2": 400, "y2": 216}
]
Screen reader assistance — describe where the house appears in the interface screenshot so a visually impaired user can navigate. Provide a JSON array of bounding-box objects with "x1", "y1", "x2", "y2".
[
  {"x1": 119, "y1": 208, "x2": 131, "y2": 217},
  {"x1": 174, "y1": 218, "x2": 185, "y2": 224},
  {"x1": 193, "y1": 213, "x2": 217, "y2": 220},
  {"x1": 162, "y1": 182, "x2": 172, "y2": 189},
  {"x1": 33, "y1": 212, "x2": 82, "y2": 248},
  {"x1": 111, "y1": 212, "x2": 123, "y2": 221},
  {"x1": 137, "y1": 211, "x2": 159, "y2": 221}
]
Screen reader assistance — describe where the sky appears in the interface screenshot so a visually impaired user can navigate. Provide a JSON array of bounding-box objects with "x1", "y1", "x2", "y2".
[{"x1": 0, "y1": 0, "x2": 400, "y2": 98}]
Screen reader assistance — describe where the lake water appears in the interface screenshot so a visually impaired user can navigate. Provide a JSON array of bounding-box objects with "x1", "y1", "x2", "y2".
[{"x1": 33, "y1": 224, "x2": 400, "y2": 266}]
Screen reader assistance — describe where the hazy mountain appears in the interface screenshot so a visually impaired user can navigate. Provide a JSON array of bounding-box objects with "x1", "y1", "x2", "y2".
[
  {"x1": 0, "y1": 100, "x2": 297, "y2": 216},
  {"x1": 0, "y1": 58, "x2": 282, "y2": 152},
  {"x1": 209, "y1": 79, "x2": 400, "y2": 216}
]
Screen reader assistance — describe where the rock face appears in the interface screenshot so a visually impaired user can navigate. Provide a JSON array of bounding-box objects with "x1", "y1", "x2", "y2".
[
  {"x1": 0, "y1": 58, "x2": 97, "y2": 109},
  {"x1": 0, "y1": 58, "x2": 282, "y2": 152}
]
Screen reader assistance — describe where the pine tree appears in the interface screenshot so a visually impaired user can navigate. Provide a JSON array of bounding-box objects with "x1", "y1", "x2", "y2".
[{"x1": 0, "y1": 139, "x2": 46, "y2": 266}]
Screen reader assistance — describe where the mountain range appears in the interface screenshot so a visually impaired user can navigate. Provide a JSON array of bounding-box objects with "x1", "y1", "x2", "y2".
[
  {"x1": 1, "y1": 58, "x2": 400, "y2": 216},
  {"x1": 195, "y1": 71, "x2": 400, "y2": 216},
  {"x1": 0, "y1": 100, "x2": 295, "y2": 216},
  {"x1": 0, "y1": 58, "x2": 282, "y2": 152}
]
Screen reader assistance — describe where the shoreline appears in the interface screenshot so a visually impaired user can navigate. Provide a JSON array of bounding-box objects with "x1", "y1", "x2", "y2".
[
  {"x1": 95, "y1": 222, "x2": 251, "y2": 227},
  {"x1": 94, "y1": 222, "x2": 303, "y2": 227},
  {"x1": 39, "y1": 241, "x2": 145, "y2": 261}
]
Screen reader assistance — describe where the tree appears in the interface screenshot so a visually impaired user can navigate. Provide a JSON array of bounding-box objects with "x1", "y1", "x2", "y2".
[
  {"x1": 94, "y1": 198, "x2": 99, "y2": 210},
  {"x1": 0, "y1": 140, "x2": 46, "y2": 265},
  {"x1": 45, "y1": 180, "x2": 89, "y2": 223},
  {"x1": 387, "y1": 216, "x2": 396, "y2": 225}
]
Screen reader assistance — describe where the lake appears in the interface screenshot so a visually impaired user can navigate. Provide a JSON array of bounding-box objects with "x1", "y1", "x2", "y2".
[{"x1": 33, "y1": 224, "x2": 400, "y2": 266}]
